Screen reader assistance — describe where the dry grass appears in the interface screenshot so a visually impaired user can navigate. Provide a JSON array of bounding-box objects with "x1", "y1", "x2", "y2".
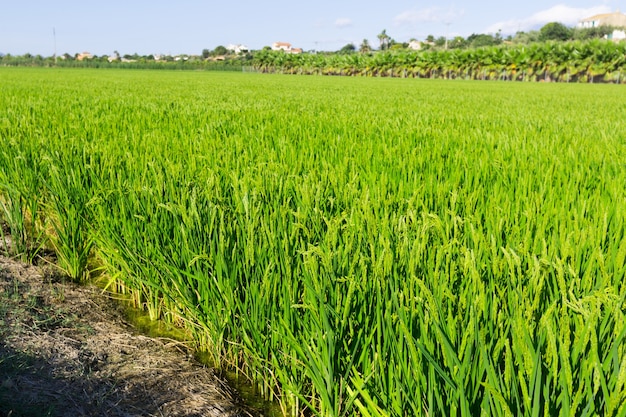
[{"x1": 0, "y1": 255, "x2": 253, "y2": 417}]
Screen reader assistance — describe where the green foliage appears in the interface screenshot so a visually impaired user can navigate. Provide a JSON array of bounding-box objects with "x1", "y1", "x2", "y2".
[
  {"x1": 359, "y1": 39, "x2": 372, "y2": 53},
  {"x1": 511, "y1": 30, "x2": 541, "y2": 44},
  {"x1": 213, "y1": 45, "x2": 228, "y2": 56},
  {"x1": 377, "y1": 29, "x2": 391, "y2": 50},
  {"x1": 4, "y1": 37, "x2": 626, "y2": 85},
  {"x1": 0, "y1": 137, "x2": 44, "y2": 263},
  {"x1": 43, "y1": 155, "x2": 95, "y2": 281},
  {"x1": 338, "y1": 43, "x2": 356, "y2": 54},
  {"x1": 251, "y1": 39, "x2": 626, "y2": 83},
  {"x1": 449, "y1": 36, "x2": 469, "y2": 49},
  {"x1": 539, "y1": 22, "x2": 573, "y2": 42},
  {"x1": 573, "y1": 25, "x2": 618, "y2": 40},
  {"x1": 1, "y1": 68, "x2": 626, "y2": 416},
  {"x1": 467, "y1": 33, "x2": 502, "y2": 48}
]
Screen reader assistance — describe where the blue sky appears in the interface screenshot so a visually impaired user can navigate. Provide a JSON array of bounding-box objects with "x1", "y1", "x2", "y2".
[{"x1": 1, "y1": 1, "x2": 622, "y2": 56}]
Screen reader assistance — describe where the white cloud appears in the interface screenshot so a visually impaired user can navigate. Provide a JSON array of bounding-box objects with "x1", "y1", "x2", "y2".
[
  {"x1": 334, "y1": 18, "x2": 353, "y2": 28},
  {"x1": 394, "y1": 6, "x2": 465, "y2": 25},
  {"x1": 484, "y1": 4, "x2": 612, "y2": 34}
]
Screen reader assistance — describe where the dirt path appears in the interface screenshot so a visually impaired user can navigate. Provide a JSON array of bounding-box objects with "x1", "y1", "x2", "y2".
[{"x1": 0, "y1": 255, "x2": 253, "y2": 417}]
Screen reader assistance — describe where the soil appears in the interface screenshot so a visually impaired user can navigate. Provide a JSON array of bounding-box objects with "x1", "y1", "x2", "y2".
[{"x1": 0, "y1": 253, "x2": 255, "y2": 417}]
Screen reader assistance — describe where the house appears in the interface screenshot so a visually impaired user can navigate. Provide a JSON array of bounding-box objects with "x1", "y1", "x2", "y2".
[
  {"x1": 408, "y1": 40, "x2": 422, "y2": 51},
  {"x1": 578, "y1": 10, "x2": 626, "y2": 28},
  {"x1": 605, "y1": 30, "x2": 626, "y2": 41},
  {"x1": 226, "y1": 44, "x2": 249, "y2": 54},
  {"x1": 107, "y1": 51, "x2": 120, "y2": 63},
  {"x1": 272, "y1": 42, "x2": 292, "y2": 51},
  {"x1": 271, "y1": 42, "x2": 303, "y2": 54},
  {"x1": 76, "y1": 52, "x2": 93, "y2": 61}
]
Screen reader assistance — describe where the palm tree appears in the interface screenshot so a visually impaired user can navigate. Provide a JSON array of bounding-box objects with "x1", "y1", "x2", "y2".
[
  {"x1": 360, "y1": 39, "x2": 372, "y2": 53},
  {"x1": 377, "y1": 30, "x2": 390, "y2": 51}
]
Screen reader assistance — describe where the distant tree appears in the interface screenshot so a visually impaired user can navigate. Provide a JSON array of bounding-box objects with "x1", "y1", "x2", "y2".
[
  {"x1": 511, "y1": 30, "x2": 540, "y2": 44},
  {"x1": 495, "y1": 29, "x2": 503, "y2": 43},
  {"x1": 387, "y1": 38, "x2": 400, "y2": 49},
  {"x1": 467, "y1": 33, "x2": 500, "y2": 48},
  {"x1": 359, "y1": 39, "x2": 371, "y2": 53},
  {"x1": 339, "y1": 43, "x2": 356, "y2": 54},
  {"x1": 449, "y1": 36, "x2": 468, "y2": 49},
  {"x1": 572, "y1": 25, "x2": 615, "y2": 40},
  {"x1": 213, "y1": 45, "x2": 228, "y2": 56},
  {"x1": 539, "y1": 22, "x2": 572, "y2": 42},
  {"x1": 426, "y1": 34, "x2": 435, "y2": 43},
  {"x1": 434, "y1": 36, "x2": 447, "y2": 48},
  {"x1": 202, "y1": 49, "x2": 210, "y2": 59},
  {"x1": 377, "y1": 29, "x2": 390, "y2": 50}
]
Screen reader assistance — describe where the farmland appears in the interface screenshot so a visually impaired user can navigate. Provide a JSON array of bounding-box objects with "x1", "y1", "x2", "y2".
[{"x1": 1, "y1": 67, "x2": 626, "y2": 416}]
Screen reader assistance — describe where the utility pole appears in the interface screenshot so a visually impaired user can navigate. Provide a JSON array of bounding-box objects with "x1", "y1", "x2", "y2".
[{"x1": 53, "y1": 27, "x2": 57, "y2": 64}]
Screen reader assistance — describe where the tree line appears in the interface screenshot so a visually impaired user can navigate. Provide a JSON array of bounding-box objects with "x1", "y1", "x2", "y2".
[
  {"x1": 2, "y1": 21, "x2": 625, "y2": 83},
  {"x1": 251, "y1": 39, "x2": 626, "y2": 83},
  {"x1": 356, "y1": 22, "x2": 619, "y2": 53}
]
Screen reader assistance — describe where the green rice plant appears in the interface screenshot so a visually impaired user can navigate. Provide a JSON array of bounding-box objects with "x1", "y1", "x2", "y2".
[
  {"x1": 0, "y1": 142, "x2": 44, "y2": 263},
  {"x1": 41, "y1": 152, "x2": 96, "y2": 281},
  {"x1": 0, "y1": 185, "x2": 28, "y2": 258},
  {"x1": 1, "y1": 68, "x2": 625, "y2": 416}
]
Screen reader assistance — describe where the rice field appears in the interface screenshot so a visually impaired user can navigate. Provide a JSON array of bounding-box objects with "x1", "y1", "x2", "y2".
[{"x1": 1, "y1": 67, "x2": 626, "y2": 416}]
